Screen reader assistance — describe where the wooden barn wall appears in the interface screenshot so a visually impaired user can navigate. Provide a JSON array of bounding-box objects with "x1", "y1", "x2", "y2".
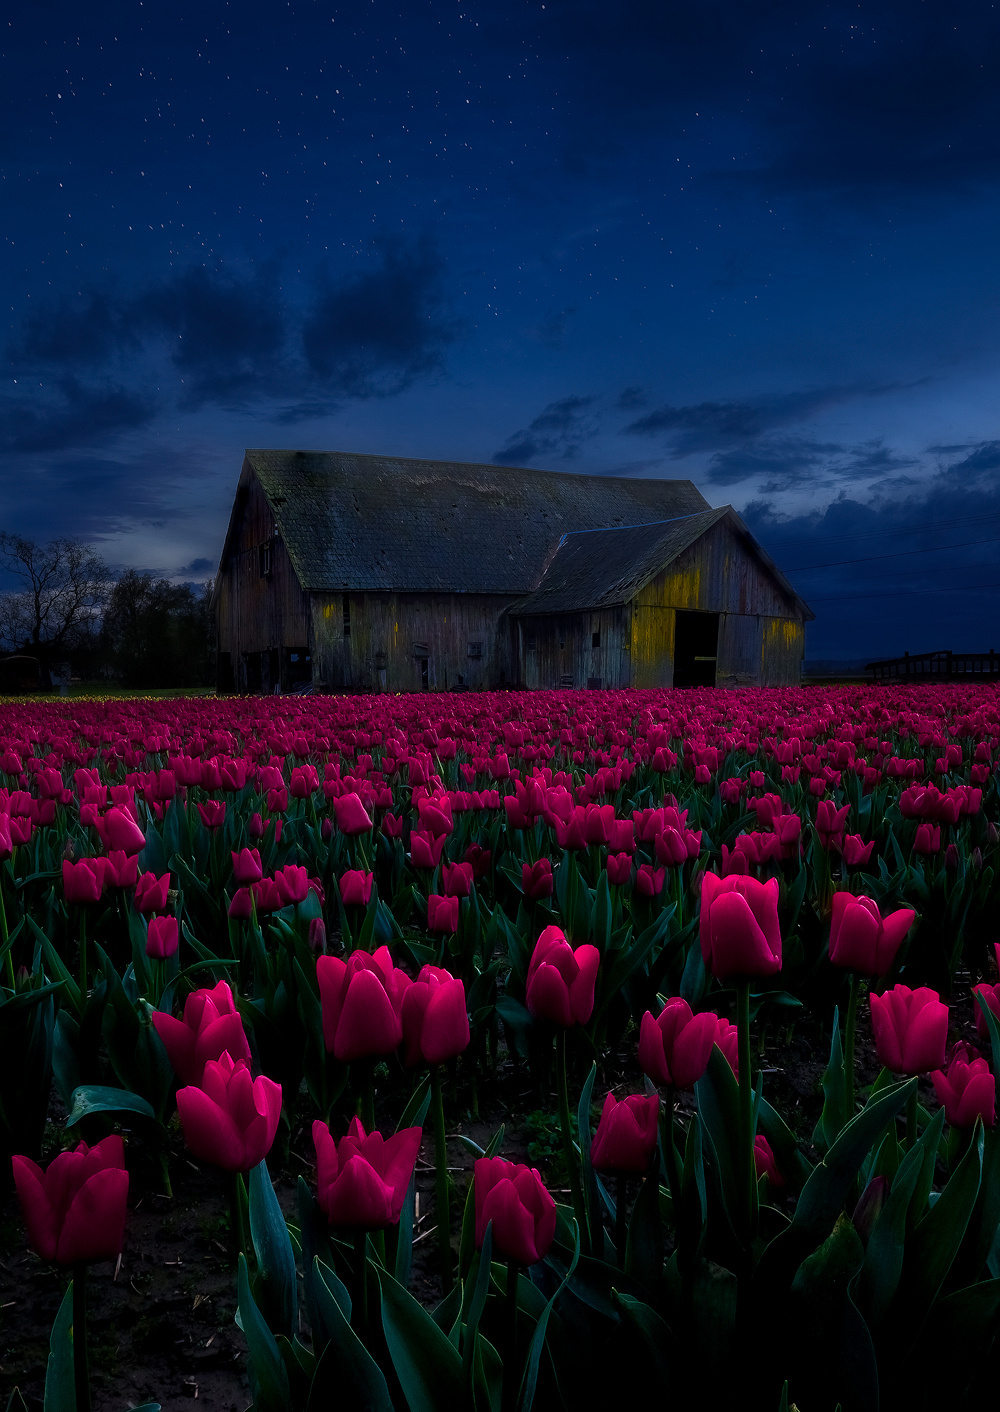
[
  {"x1": 628, "y1": 519, "x2": 806, "y2": 687},
  {"x1": 515, "y1": 608, "x2": 628, "y2": 690},
  {"x1": 215, "y1": 472, "x2": 312, "y2": 674},
  {"x1": 310, "y1": 592, "x2": 519, "y2": 691}
]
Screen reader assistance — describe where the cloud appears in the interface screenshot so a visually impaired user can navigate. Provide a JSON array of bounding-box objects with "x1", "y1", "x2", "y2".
[
  {"x1": 492, "y1": 394, "x2": 599, "y2": 464},
  {"x1": 705, "y1": 438, "x2": 841, "y2": 488},
  {"x1": 625, "y1": 386, "x2": 879, "y2": 456},
  {"x1": 11, "y1": 291, "x2": 142, "y2": 367},
  {"x1": 140, "y1": 266, "x2": 285, "y2": 405},
  {"x1": 302, "y1": 238, "x2": 453, "y2": 396},
  {"x1": 617, "y1": 386, "x2": 649, "y2": 410},
  {"x1": 944, "y1": 440, "x2": 1000, "y2": 475},
  {"x1": 0, "y1": 380, "x2": 156, "y2": 454},
  {"x1": 183, "y1": 557, "x2": 215, "y2": 575}
]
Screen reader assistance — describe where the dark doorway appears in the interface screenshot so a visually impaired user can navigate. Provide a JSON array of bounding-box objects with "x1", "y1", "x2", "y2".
[
  {"x1": 673, "y1": 611, "x2": 719, "y2": 688},
  {"x1": 244, "y1": 651, "x2": 262, "y2": 693}
]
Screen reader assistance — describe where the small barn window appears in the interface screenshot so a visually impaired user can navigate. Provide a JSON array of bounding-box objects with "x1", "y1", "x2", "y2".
[
  {"x1": 592, "y1": 630, "x2": 601, "y2": 649},
  {"x1": 375, "y1": 650, "x2": 387, "y2": 670},
  {"x1": 413, "y1": 642, "x2": 429, "y2": 658},
  {"x1": 560, "y1": 673, "x2": 574, "y2": 687},
  {"x1": 468, "y1": 640, "x2": 482, "y2": 659},
  {"x1": 527, "y1": 635, "x2": 537, "y2": 652},
  {"x1": 342, "y1": 594, "x2": 351, "y2": 638},
  {"x1": 258, "y1": 542, "x2": 272, "y2": 578},
  {"x1": 587, "y1": 676, "x2": 603, "y2": 690}
]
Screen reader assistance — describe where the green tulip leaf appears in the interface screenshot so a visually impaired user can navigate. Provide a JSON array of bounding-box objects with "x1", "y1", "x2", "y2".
[
  {"x1": 64, "y1": 1083, "x2": 157, "y2": 1128},
  {"x1": 249, "y1": 1159, "x2": 298, "y2": 1339},
  {"x1": 237, "y1": 1251, "x2": 293, "y2": 1412},
  {"x1": 305, "y1": 1259, "x2": 392, "y2": 1412},
  {"x1": 42, "y1": 1282, "x2": 74, "y2": 1412},
  {"x1": 377, "y1": 1264, "x2": 466, "y2": 1412}
]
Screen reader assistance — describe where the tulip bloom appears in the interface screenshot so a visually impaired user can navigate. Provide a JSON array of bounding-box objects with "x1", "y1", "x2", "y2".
[
  {"x1": 753, "y1": 1135, "x2": 785, "y2": 1187},
  {"x1": 94, "y1": 806, "x2": 146, "y2": 856},
  {"x1": 410, "y1": 830, "x2": 446, "y2": 868},
  {"x1": 700, "y1": 873, "x2": 782, "y2": 980},
  {"x1": 151, "y1": 980, "x2": 252, "y2": 1086},
  {"x1": 427, "y1": 894, "x2": 460, "y2": 933},
  {"x1": 442, "y1": 860, "x2": 474, "y2": 897},
  {"x1": 231, "y1": 848, "x2": 263, "y2": 885},
  {"x1": 522, "y1": 858, "x2": 554, "y2": 900},
  {"x1": 525, "y1": 926, "x2": 600, "y2": 1027},
  {"x1": 317, "y1": 946, "x2": 411, "y2": 1061},
  {"x1": 63, "y1": 857, "x2": 105, "y2": 905},
  {"x1": 197, "y1": 801, "x2": 226, "y2": 830},
  {"x1": 828, "y1": 893, "x2": 915, "y2": 977},
  {"x1": 13, "y1": 1135, "x2": 129, "y2": 1268},
  {"x1": 474, "y1": 1157, "x2": 556, "y2": 1266},
  {"x1": 870, "y1": 985, "x2": 948, "y2": 1075},
  {"x1": 400, "y1": 965, "x2": 470, "y2": 1067},
  {"x1": 146, "y1": 915, "x2": 179, "y2": 960},
  {"x1": 932, "y1": 1043, "x2": 996, "y2": 1128},
  {"x1": 334, "y1": 792, "x2": 373, "y2": 835},
  {"x1": 135, "y1": 870, "x2": 170, "y2": 914},
  {"x1": 913, "y1": 823, "x2": 941, "y2": 856},
  {"x1": 715, "y1": 1016, "x2": 739, "y2": 1078},
  {"x1": 654, "y1": 827, "x2": 689, "y2": 868},
  {"x1": 638, "y1": 998, "x2": 718, "y2": 1089},
  {"x1": 841, "y1": 835, "x2": 874, "y2": 867},
  {"x1": 177, "y1": 1053, "x2": 282, "y2": 1172},
  {"x1": 340, "y1": 870, "x2": 373, "y2": 907},
  {"x1": 816, "y1": 800, "x2": 850, "y2": 849},
  {"x1": 635, "y1": 863, "x2": 665, "y2": 897},
  {"x1": 606, "y1": 852, "x2": 632, "y2": 886},
  {"x1": 589, "y1": 1092, "x2": 659, "y2": 1175},
  {"x1": 313, "y1": 1118, "x2": 422, "y2": 1228},
  {"x1": 228, "y1": 887, "x2": 254, "y2": 920},
  {"x1": 974, "y1": 981, "x2": 1000, "y2": 1040}
]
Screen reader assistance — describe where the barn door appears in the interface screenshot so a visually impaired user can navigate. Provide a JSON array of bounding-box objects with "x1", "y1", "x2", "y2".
[{"x1": 673, "y1": 611, "x2": 719, "y2": 687}]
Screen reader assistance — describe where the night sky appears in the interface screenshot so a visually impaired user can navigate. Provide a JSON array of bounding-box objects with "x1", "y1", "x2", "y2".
[{"x1": 5, "y1": 1, "x2": 1000, "y2": 662}]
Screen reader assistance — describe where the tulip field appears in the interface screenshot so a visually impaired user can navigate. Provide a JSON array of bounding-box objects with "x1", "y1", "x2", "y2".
[{"x1": 2, "y1": 684, "x2": 1000, "y2": 1411}]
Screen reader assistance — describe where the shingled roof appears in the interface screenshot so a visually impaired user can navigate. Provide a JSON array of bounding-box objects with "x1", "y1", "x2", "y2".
[
  {"x1": 235, "y1": 450, "x2": 712, "y2": 594},
  {"x1": 508, "y1": 506, "x2": 814, "y2": 619}
]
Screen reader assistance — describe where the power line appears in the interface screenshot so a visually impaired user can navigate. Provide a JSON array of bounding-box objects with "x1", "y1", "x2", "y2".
[
  {"x1": 784, "y1": 534, "x2": 1000, "y2": 573},
  {"x1": 806, "y1": 580, "x2": 1000, "y2": 602}
]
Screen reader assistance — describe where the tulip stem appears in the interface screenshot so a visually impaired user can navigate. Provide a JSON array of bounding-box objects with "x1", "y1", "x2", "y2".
[
  {"x1": 555, "y1": 1029, "x2": 588, "y2": 1256},
  {"x1": 78, "y1": 908, "x2": 88, "y2": 1001},
  {"x1": 736, "y1": 980, "x2": 755, "y2": 1253},
  {"x1": 662, "y1": 1087, "x2": 683, "y2": 1218},
  {"x1": 906, "y1": 1087, "x2": 918, "y2": 1152},
  {"x1": 844, "y1": 973, "x2": 859, "y2": 1122},
  {"x1": 431, "y1": 1065, "x2": 453, "y2": 1292},
  {"x1": 72, "y1": 1264, "x2": 92, "y2": 1412},
  {"x1": 353, "y1": 1229, "x2": 369, "y2": 1336},
  {"x1": 615, "y1": 1175, "x2": 628, "y2": 1270},
  {"x1": 502, "y1": 1260, "x2": 519, "y2": 1412},
  {"x1": 230, "y1": 1173, "x2": 248, "y2": 1261},
  {"x1": 359, "y1": 1064, "x2": 376, "y2": 1135},
  {"x1": 0, "y1": 875, "x2": 14, "y2": 990}
]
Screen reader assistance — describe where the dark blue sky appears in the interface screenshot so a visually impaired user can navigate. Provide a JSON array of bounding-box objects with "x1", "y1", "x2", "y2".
[{"x1": 4, "y1": 0, "x2": 1000, "y2": 659}]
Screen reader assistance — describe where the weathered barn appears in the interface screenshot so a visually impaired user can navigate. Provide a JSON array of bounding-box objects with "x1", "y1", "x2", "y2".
[{"x1": 212, "y1": 450, "x2": 812, "y2": 692}]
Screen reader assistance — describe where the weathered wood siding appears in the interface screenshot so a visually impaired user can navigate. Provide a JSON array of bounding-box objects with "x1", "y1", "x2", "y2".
[
  {"x1": 215, "y1": 469, "x2": 312, "y2": 671},
  {"x1": 515, "y1": 608, "x2": 628, "y2": 690},
  {"x1": 624, "y1": 518, "x2": 804, "y2": 687},
  {"x1": 310, "y1": 592, "x2": 519, "y2": 691}
]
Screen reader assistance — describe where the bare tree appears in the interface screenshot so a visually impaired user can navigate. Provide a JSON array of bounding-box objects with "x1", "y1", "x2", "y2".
[{"x1": 0, "y1": 534, "x2": 110, "y2": 660}]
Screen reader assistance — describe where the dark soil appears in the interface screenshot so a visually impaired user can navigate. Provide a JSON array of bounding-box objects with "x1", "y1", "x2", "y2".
[{"x1": 0, "y1": 990, "x2": 980, "y2": 1411}]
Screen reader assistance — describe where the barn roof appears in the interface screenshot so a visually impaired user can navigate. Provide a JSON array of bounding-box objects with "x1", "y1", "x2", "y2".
[
  {"x1": 507, "y1": 506, "x2": 814, "y2": 620},
  {"x1": 236, "y1": 450, "x2": 712, "y2": 594}
]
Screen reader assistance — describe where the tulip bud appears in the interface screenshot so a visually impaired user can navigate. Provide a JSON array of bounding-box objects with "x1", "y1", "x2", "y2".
[
  {"x1": 972, "y1": 846, "x2": 983, "y2": 872},
  {"x1": 309, "y1": 918, "x2": 327, "y2": 954},
  {"x1": 852, "y1": 1175, "x2": 890, "y2": 1246}
]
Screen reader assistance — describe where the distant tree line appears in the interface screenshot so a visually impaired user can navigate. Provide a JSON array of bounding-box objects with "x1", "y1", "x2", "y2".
[{"x1": 0, "y1": 533, "x2": 214, "y2": 689}]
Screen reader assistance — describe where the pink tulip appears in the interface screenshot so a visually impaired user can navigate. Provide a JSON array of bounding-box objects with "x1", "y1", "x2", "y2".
[
  {"x1": 932, "y1": 1043, "x2": 995, "y2": 1128},
  {"x1": 700, "y1": 872, "x2": 782, "y2": 980},
  {"x1": 828, "y1": 893, "x2": 915, "y2": 977},
  {"x1": 177, "y1": 1054, "x2": 282, "y2": 1172},
  {"x1": 151, "y1": 980, "x2": 251, "y2": 1086},
  {"x1": 869, "y1": 985, "x2": 948, "y2": 1075},
  {"x1": 638, "y1": 998, "x2": 718, "y2": 1089},
  {"x1": 525, "y1": 926, "x2": 600, "y2": 1027},
  {"x1": 317, "y1": 946, "x2": 411, "y2": 1061},
  {"x1": 13, "y1": 1136, "x2": 129, "y2": 1267}
]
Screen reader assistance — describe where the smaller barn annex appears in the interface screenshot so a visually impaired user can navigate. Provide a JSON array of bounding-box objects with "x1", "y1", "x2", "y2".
[{"x1": 212, "y1": 450, "x2": 812, "y2": 693}]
